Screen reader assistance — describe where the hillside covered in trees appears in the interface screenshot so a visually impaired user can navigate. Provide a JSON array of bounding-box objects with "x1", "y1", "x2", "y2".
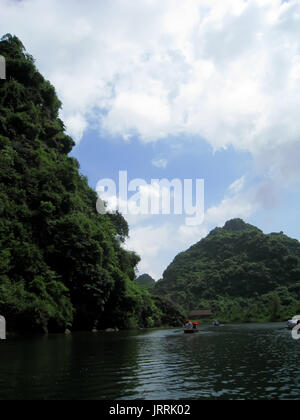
[
  {"x1": 136, "y1": 274, "x2": 155, "y2": 290},
  {"x1": 154, "y1": 219, "x2": 300, "y2": 322},
  {"x1": 0, "y1": 34, "x2": 184, "y2": 333}
]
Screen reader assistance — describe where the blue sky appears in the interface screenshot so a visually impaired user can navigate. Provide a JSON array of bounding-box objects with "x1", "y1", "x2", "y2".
[
  {"x1": 70, "y1": 129, "x2": 251, "y2": 210},
  {"x1": 1, "y1": 0, "x2": 300, "y2": 278}
]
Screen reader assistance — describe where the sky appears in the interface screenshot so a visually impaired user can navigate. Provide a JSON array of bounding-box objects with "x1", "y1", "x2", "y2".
[{"x1": 1, "y1": 0, "x2": 300, "y2": 279}]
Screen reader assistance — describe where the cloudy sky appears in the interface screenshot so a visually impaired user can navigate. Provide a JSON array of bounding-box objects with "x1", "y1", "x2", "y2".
[{"x1": 1, "y1": 0, "x2": 300, "y2": 279}]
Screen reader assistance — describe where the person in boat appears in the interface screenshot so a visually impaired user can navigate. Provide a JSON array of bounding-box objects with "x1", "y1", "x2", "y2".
[{"x1": 185, "y1": 320, "x2": 193, "y2": 329}]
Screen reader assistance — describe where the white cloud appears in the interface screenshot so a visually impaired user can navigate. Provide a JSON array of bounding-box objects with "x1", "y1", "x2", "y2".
[
  {"x1": 151, "y1": 158, "x2": 168, "y2": 169},
  {"x1": 205, "y1": 191, "x2": 257, "y2": 227},
  {"x1": 124, "y1": 224, "x2": 174, "y2": 280},
  {"x1": 64, "y1": 113, "x2": 88, "y2": 144},
  {"x1": 228, "y1": 176, "x2": 246, "y2": 195},
  {"x1": 1, "y1": 0, "x2": 300, "y2": 184},
  {"x1": 0, "y1": 3, "x2": 293, "y2": 137},
  {"x1": 102, "y1": 92, "x2": 171, "y2": 141}
]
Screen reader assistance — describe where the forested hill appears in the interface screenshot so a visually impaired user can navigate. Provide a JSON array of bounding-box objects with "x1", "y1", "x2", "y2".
[
  {"x1": 0, "y1": 34, "x2": 184, "y2": 333},
  {"x1": 136, "y1": 274, "x2": 155, "y2": 290},
  {"x1": 154, "y1": 219, "x2": 300, "y2": 322}
]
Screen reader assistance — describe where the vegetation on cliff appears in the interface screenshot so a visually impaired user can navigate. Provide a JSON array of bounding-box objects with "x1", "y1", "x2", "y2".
[
  {"x1": 136, "y1": 274, "x2": 155, "y2": 290},
  {"x1": 154, "y1": 219, "x2": 300, "y2": 322},
  {"x1": 0, "y1": 34, "x2": 182, "y2": 333}
]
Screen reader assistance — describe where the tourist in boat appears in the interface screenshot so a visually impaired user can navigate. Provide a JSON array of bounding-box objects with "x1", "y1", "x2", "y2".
[{"x1": 185, "y1": 320, "x2": 193, "y2": 329}]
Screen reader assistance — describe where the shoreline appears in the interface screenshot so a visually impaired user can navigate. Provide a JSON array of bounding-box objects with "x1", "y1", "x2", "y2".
[{"x1": 2, "y1": 321, "x2": 288, "y2": 339}]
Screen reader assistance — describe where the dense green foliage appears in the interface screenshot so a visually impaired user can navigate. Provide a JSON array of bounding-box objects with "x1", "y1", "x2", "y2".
[
  {"x1": 0, "y1": 34, "x2": 182, "y2": 333},
  {"x1": 136, "y1": 274, "x2": 155, "y2": 290},
  {"x1": 154, "y1": 219, "x2": 300, "y2": 322},
  {"x1": 152, "y1": 296, "x2": 186, "y2": 327}
]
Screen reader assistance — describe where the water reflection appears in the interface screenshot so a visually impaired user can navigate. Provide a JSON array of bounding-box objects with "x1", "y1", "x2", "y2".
[{"x1": 0, "y1": 324, "x2": 299, "y2": 400}]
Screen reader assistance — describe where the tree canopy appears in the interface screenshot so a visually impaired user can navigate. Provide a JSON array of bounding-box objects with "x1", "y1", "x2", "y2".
[
  {"x1": 136, "y1": 274, "x2": 156, "y2": 290},
  {"x1": 0, "y1": 34, "x2": 184, "y2": 332}
]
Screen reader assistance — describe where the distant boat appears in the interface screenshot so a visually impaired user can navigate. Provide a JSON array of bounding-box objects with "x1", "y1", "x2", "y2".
[{"x1": 184, "y1": 321, "x2": 199, "y2": 333}]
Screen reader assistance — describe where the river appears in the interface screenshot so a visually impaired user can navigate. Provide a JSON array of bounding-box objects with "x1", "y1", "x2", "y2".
[{"x1": 0, "y1": 323, "x2": 299, "y2": 400}]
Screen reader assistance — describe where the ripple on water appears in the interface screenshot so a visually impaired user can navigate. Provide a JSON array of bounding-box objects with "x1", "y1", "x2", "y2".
[{"x1": 0, "y1": 324, "x2": 299, "y2": 400}]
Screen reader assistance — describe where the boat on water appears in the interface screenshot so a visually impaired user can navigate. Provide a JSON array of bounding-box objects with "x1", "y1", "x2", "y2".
[
  {"x1": 184, "y1": 328, "x2": 198, "y2": 334},
  {"x1": 184, "y1": 321, "x2": 199, "y2": 333}
]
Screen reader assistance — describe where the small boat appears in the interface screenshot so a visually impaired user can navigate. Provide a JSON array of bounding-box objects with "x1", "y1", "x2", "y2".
[
  {"x1": 184, "y1": 321, "x2": 199, "y2": 333},
  {"x1": 184, "y1": 328, "x2": 196, "y2": 334}
]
